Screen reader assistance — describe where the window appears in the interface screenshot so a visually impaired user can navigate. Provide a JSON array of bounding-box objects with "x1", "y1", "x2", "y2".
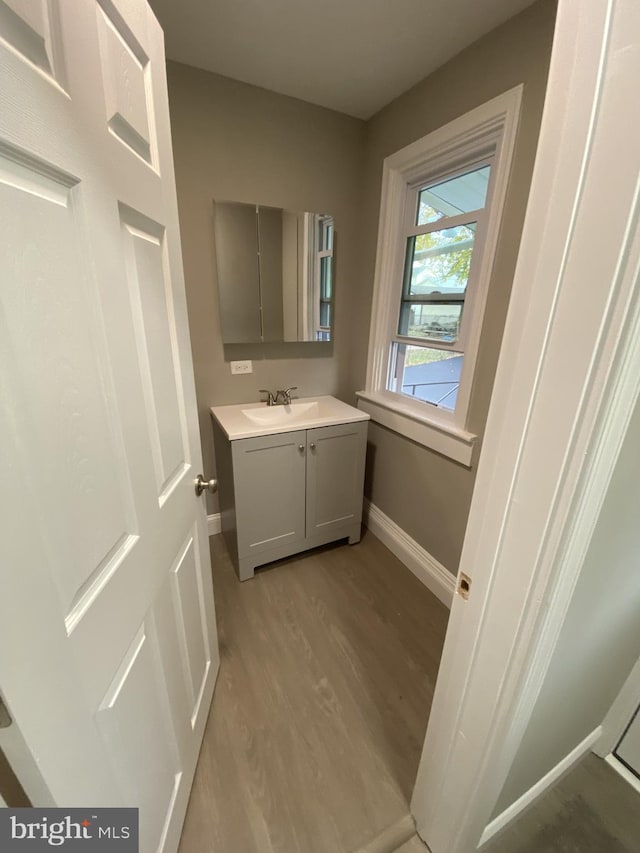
[
  {"x1": 358, "y1": 87, "x2": 522, "y2": 465},
  {"x1": 316, "y1": 215, "x2": 333, "y2": 341},
  {"x1": 391, "y1": 163, "x2": 491, "y2": 411},
  {"x1": 304, "y1": 213, "x2": 334, "y2": 341}
]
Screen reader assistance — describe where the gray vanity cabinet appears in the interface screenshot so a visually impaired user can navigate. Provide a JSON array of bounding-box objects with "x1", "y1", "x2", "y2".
[
  {"x1": 233, "y1": 429, "x2": 307, "y2": 561},
  {"x1": 305, "y1": 422, "x2": 367, "y2": 540},
  {"x1": 213, "y1": 419, "x2": 367, "y2": 581}
]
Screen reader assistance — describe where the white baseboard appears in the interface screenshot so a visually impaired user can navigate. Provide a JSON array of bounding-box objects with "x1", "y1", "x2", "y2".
[
  {"x1": 352, "y1": 813, "x2": 416, "y2": 853},
  {"x1": 605, "y1": 753, "x2": 640, "y2": 795},
  {"x1": 207, "y1": 513, "x2": 221, "y2": 536},
  {"x1": 479, "y1": 726, "x2": 603, "y2": 846},
  {"x1": 363, "y1": 499, "x2": 455, "y2": 608}
]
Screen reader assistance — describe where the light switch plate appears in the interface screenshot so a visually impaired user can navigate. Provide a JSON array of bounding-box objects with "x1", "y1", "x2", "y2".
[{"x1": 230, "y1": 360, "x2": 253, "y2": 375}]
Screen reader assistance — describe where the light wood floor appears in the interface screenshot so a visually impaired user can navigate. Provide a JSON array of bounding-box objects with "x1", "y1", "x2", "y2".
[
  {"x1": 178, "y1": 530, "x2": 449, "y2": 853},
  {"x1": 484, "y1": 754, "x2": 640, "y2": 853},
  {"x1": 392, "y1": 835, "x2": 428, "y2": 852}
]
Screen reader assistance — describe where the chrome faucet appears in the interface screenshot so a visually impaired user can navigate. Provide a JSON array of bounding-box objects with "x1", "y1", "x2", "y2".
[
  {"x1": 259, "y1": 389, "x2": 277, "y2": 406},
  {"x1": 275, "y1": 386, "x2": 298, "y2": 405}
]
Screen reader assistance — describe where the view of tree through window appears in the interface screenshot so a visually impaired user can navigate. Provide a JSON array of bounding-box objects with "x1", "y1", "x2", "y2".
[
  {"x1": 400, "y1": 222, "x2": 476, "y2": 342},
  {"x1": 414, "y1": 225, "x2": 474, "y2": 289}
]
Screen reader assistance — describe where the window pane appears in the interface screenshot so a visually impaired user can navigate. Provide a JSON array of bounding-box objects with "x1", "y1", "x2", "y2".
[
  {"x1": 416, "y1": 165, "x2": 491, "y2": 225},
  {"x1": 404, "y1": 224, "x2": 476, "y2": 300},
  {"x1": 319, "y1": 218, "x2": 334, "y2": 251},
  {"x1": 320, "y1": 302, "x2": 331, "y2": 327},
  {"x1": 399, "y1": 301, "x2": 463, "y2": 342},
  {"x1": 320, "y1": 256, "x2": 332, "y2": 299},
  {"x1": 326, "y1": 223, "x2": 334, "y2": 251},
  {"x1": 389, "y1": 343, "x2": 462, "y2": 411}
]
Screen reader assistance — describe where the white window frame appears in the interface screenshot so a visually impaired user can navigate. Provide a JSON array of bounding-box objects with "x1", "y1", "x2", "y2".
[
  {"x1": 357, "y1": 86, "x2": 523, "y2": 466},
  {"x1": 392, "y1": 158, "x2": 491, "y2": 395},
  {"x1": 303, "y1": 213, "x2": 334, "y2": 341},
  {"x1": 314, "y1": 215, "x2": 333, "y2": 341}
]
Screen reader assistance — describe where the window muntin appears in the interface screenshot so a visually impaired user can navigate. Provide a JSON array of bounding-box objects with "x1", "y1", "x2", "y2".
[
  {"x1": 386, "y1": 161, "x2": 493, "y2": 413},
  {"x1": 314, "y1": 215, "x2": 334, "y2": 341}
]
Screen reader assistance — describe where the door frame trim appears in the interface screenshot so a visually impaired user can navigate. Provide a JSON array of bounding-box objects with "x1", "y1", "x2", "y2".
[
  {"x1": 479, "y1": 726, "x2": 603, "y2": 847},
  {"x1": 594, "y1": 654, "x2": 640, "y2": 759},
  {"x1": 605, "y1": 754, "x2": 640, "y2": 795},
  {"x1": 410, "y1": 1, "x2": 640, "y2": 850}
]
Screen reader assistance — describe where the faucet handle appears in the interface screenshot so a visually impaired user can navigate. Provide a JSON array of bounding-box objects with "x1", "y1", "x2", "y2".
[
  {"x1": 282, "y1": 386, "x2": 298, "y2": 404},
  {"x1": 259, "y1": 389, "x2": 276, "y2": 406}
]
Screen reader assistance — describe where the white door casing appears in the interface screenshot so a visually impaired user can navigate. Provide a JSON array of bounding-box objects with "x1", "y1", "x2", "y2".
[
  {"x1": 411, "y1": 0, "x2": 640, "y2": 850},
  {"x1": 596, "y1": 655, "x2": 640, "y2": 760},
  {"x1": 0, "y1": 1, "x2": 219, "y2": 851},
  {"x1": 615, "y1": 706, "x2": 640, "y2": 779}
]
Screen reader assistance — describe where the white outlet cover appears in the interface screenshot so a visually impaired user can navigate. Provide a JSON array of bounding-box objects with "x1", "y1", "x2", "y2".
[{"x1": 230, "y1": 360, "x2": 253, "y2": 375}]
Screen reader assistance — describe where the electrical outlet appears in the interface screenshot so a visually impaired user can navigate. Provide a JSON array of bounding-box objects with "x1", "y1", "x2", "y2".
[{"x1": 230, "y1": 360, "x2": 253, "y2": 375}]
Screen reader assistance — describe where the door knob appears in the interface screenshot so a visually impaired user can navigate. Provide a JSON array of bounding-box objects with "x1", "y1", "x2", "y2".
[{"x1": 195, "y1": 475, "x2": 218, "y2": 496}]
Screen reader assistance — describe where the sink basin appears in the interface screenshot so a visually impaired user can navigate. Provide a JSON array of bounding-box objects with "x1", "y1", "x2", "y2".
[
  {"x1": 241, "y1": 400, "x2": 319, "y2": 426},
  {"x1": 211, "y1": 395, "x2": 369, "y2": 440}
]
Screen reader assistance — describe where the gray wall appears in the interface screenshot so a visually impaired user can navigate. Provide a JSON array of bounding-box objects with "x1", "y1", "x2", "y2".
[
  {"x1": 213, "y1": 202, "x2": 261, "y2": 343},
  {"x1": 351, "y1": 0, "x2": 556, "y2": 572},
  {"x1": 167, "y1": 63, "x2": 365, "y2": 512},
  {"x1": 167, "y1": 0, "x2": 556, "y2": 555},
  {"x1": 493, "y1": 395, "x2": 640, "y2": 815},
  {"x1": 257, "y1": 206, "x2": 285, "y2": 343}
]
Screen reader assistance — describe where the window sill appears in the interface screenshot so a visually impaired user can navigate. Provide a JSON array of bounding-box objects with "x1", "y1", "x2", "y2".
[{"x1": 356, "y1": 391, "x2": 477, "y2": 467}]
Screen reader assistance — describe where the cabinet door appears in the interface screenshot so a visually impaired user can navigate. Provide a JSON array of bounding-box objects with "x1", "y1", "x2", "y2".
[
  {"x1": 306, "y1": 422, "x2": 367, "y2": 540},
  {"x1": 232, "y1": 430, "x2": 307, "y2": 558}
]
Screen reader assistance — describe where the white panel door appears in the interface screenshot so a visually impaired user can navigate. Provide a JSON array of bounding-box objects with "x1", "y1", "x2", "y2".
[
  {"x1": 0, "y1": 1, "x2": 219, "y2": 851},
  {"x1": 616, "y1": 706, "x2": 640, "y2": 779}
]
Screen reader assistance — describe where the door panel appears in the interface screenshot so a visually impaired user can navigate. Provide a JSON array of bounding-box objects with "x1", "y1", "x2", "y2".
[
  {"x1": 0, "y1": 152, "x2": 139, "y2": 622},
  {"x1": 170, "y1": 533, "x2": 212, "y2": 725},
  {"x1": 119, "y1": 205, "x2": 189, "y2": 502},
  {"x1": 0, "y1": 1, "x2": 219, "y2": 850},
  {"x1": 96, "y1": 624, "x2": 180, "y2": 852},
  {"x1": 96, "y1": 3, "x2": 155, "y2": 166},
  {"x1": 0, "y1": 0, "x2": 65, "y2": 83}
]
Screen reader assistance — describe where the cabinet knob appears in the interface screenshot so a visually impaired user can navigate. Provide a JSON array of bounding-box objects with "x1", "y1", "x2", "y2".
[
  {"x1": 310, "y1": 443, "x2": 316, "y2": 450},
  {"x1": 298, "y1": 444, "x2": 305, "y2": 453}
]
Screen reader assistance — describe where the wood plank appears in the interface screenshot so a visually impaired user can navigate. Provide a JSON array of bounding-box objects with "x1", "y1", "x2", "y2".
[
  {"x1": 393, "y1": 836, "x2": 429, "y2": 853},
  {"x1": 351, "y1": 815, "x2": 416, "y2": 853},
  {"x1": 0, "y1": 748, "x2": 30, "y2": 808},
  {"x1": 178, "y1": 529, "x2": 449, "y2": 853}
]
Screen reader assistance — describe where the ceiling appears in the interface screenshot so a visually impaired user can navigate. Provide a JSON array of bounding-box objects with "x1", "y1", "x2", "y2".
[{"x1": 148, "y1": 0, "x2": 537, "y2": 120}]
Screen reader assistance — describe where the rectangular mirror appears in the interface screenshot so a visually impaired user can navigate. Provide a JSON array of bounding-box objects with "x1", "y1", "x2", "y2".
[{"x1": 213, "y1": 201, "x2": 334, "y2": 344}]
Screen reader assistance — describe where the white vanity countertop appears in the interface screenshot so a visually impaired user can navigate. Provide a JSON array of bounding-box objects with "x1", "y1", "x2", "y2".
[{"x1": 210, "y1": 395, "x2": 369, "y2": 440}]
